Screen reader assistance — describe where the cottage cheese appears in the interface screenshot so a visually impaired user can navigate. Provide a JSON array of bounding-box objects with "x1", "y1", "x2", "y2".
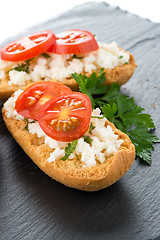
[
  {"x1": 4, "y1": 91, "x2": 124, "y2": 168},
  {"x1": 3, "y1": 89, "x2": 24, "y2": 120},
  {"x1": 0, "y1": 42, "x2": 129, "y2": 87}
]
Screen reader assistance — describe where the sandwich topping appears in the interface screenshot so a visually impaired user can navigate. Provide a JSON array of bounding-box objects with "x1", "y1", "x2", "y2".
[
  {"x1": 4, "y1": 89, "x2": 124, "y2": 168},
  {"x1": 0, "y1": 29, "x2": 129, "y2": 87}
]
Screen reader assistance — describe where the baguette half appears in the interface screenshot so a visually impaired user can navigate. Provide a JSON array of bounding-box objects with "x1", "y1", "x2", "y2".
[
  {"x1": 2, "y1": 107, "x2": 135, "y2": 191},
  {"x1": 0, "y1": 50, "x2": 136, "y2": 102}
]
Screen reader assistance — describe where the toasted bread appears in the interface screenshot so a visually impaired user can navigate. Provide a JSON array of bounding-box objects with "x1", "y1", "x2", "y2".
[
  {"x1": 2, "y1": 105, "x2": 135, "y2": 191},
  {"x1": 0, "y1": 48, "x2": 136, "y2": 102}
]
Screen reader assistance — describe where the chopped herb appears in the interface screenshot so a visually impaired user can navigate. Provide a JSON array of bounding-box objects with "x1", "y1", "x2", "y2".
[
  {"x1": 125, "y1": 62, "x2": 129, "y2": 64},
  {"x1": 24, "y1": 119, "x2": 29, "y2": 131},
  {"x1": 72, "y1": 69, "x2": 160, "y2": 165},
  {"x1": 41, "y1": 52, "x2": 51, "y2": 58},
  {"x1": 61, "y1": 139, "x2": 78, "y2": 161},
  {"x1": 118, "y1": 55, "x2": 123, "y2": 59},
  {"x1": 91, "y1": 116, "x2": 104, "y2": 119},
  {"x1": 72, "y1": 54, "x2": 84, "y2": 60},
  {"x1": 24, "y1": 119, "x2": 36, "y2": 131},
  {"x1": 8, "y1": 59, "x2": 32, "y2": 73},
  {"x1": 89, "y1": 122, "x2": 96, "y2": 134},
  {"x1": 83, "y1": 135, "x2": 93, "y2": 144}
]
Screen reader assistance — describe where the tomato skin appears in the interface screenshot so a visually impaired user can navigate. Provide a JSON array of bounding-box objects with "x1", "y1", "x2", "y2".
[
  {"x1": 38, "y1": 92, "x2": 92, "y2": 142},
  {"x1": 1, "y1": 31, "x2": 56, "y2": 62},
  {"x1": 15, "y1": 82, "x2": 72, "y2": 120},
  {"x1": 48, "y1": 29, "x2": 99, "y2": 54}
]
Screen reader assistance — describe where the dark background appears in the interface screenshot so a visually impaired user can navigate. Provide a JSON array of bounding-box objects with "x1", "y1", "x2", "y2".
[{"x1": 0, "y1": 2, "x2": 160, "y2": 240}]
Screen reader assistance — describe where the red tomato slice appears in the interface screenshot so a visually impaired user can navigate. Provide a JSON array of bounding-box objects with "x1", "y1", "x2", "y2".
[
  {"x1": 15, "y1": 82, "x2": 72, "y2": 120},
  {"x1": 1, "y1": 31, "x2": 56, "y2": 62},
  {"x1": 48, "y1": 29, "x2": 99, "y2": 54},
  {"x1": 38, "y1": 92, "x2": 92, "y2": 142}
]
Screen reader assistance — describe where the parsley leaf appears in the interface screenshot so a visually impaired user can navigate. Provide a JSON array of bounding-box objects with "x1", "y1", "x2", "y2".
[
  {"x1": 9, "y1": 59, "x2": 32, "y2": 73},
  {"x1": 101, "y1": 103, "x2": 118, "y2": 123},
  {"x1": 83, "y1": 135, "x2": 93, "y2": 144},
  {"x1": 72, "y1": 54, "x2": 84, "y2": 60},
  {"x1": 127, "y1": 127, "x2": 159, "y2": 165},
  {"x1": 72, "y1": 68, "x2": 108, "y2": 108},
  {"x1": 101, "y1": 87, "x2": 160, "y2": 165},
  {"x1": 61, "y1": 139, "x2": 78, "y2": 161},
  {"x1": 24, "y1": 119, "x2": 36, "y2": 131},
  {"x1": 41, "y1": 52, "x2": 51, "y2": 58},
  {"x1": 89, "y1": 122, "x2": 96, "y2": 134},
  {"x1": 24, "y1": 119, "x2": 29, "y2": 131},
  {"x1": 91, "y1": 116, "x2": 104, "y2": 119},
  {"x1": 72, "y1": 69, "x2": 159, "y2": 165}
]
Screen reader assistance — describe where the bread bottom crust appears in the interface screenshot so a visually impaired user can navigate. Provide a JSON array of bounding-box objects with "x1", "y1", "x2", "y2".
[{"x1": 2, "y1": 108, "x2": 135, "y2": 191}]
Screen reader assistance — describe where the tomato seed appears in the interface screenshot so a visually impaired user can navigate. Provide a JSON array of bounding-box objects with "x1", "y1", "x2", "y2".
[
  {"x1": 27, "y1": 96, "x2": 36, "y2": 106},
  {"x1": 34, "y1": 90, "x2": 43, "y2": 98}
]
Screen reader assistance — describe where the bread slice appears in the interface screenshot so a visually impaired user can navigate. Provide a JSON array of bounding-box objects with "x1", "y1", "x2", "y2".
[
  {"x1": 2, "y1": 106, "x2": 135, "y2": 191},
  {"x1": 0, "y1": 51, "x2": 136, "y2": 102}
]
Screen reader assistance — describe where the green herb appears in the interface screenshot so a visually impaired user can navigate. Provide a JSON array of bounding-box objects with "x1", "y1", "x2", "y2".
[
  {"x1": 125, "y1": 62, "x2": 129, "y2": 64},
  {"x1": 118, "y1": 55, "x2": 123, "y2": 59},
  {"x1": 41, "y1": 52, "x2": 51, "y2": 58},
  {"x1": 24, "y1": 119, "x2": 36, "y2": 131},
  {"x1": 9, "y1": 59, "x2": 32, "y2": 73},
  {"x1": 24, "y1": 119, "x2": 29, "y2": 131},
  {"x1": 61, "y1": 139, "x2": 78, "y2": 161},
  {"x1": 72, "y1": 54, "x2": 84, "y2": 60},
  {"x1": 91, "y1": 116, "x2": 104, "y2": 119},
  {"x1": 100, "y1": 85, "x2": 160, "y2": 165},
  {"x1": 72, "y1": 68, "x2": 108, "y2": 108},
  {"x1": 72, "y1": 69, "x2": 159, "y2": 165},
  {"x1": 83, "y1": 135, "x2": 93, "y2": 144},
  {"x1": 89, "y1": 122, "x2": 96, "y2": 134}
]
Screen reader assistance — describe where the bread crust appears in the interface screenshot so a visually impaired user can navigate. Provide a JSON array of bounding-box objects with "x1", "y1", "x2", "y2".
[
  {"x1": 0, "y1": 52, "x2": 136, "y2": 101},
  {"x1": 2, "y1": 107, "x2": 135, "y2": 191},
  {"x1": 63, "y1": 53, "x2": 136, "y2": 90}
]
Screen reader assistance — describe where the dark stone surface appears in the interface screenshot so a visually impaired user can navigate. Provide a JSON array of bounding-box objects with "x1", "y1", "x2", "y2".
[{"x1": 0, "y1": 2, "x2": 160, "y2": 240}]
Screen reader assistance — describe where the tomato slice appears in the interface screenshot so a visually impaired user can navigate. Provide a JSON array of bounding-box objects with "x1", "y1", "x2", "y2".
[
  {"x1": 38, "y1": 92, "x2": 92, "y2": 142},
  {"x1": 48, "y1": 29, "x2": 99, "y2": 54},
  {"x1": 1, "y1": 31, "x2": 56, "y2": 62},
  {"x1": 15, "y1": 82, "x2": 72, "y2": 120}
]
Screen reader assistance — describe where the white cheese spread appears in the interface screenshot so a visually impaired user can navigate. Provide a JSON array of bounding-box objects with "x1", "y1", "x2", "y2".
[
  {"x1": 3, "y1": 89, "x2": 24, "y2": 120},
  {"x1": 4, "y1": 91, "x2": 124, "y2": 168},
  {"x1": 0, "y1": 42, "x2": 129, "y2": 87}
]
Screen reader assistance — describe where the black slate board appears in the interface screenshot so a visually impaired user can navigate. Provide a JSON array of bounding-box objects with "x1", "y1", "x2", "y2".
[{"x1": 0, "y1": 2, "x2": 160, "y2": 240}]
